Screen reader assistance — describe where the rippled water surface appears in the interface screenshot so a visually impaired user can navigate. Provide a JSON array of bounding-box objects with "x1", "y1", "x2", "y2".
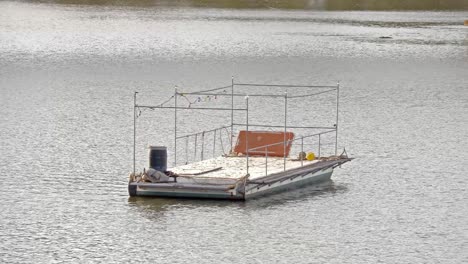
[{"x1": 1, "y1": 1, "x2": 467, "y2": 263}]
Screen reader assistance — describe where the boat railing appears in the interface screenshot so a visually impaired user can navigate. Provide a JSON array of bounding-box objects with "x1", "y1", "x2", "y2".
[
  {"x1": 246, "y1": 129, "x2": 336, "y2": 176},
  {"x1": 133, "y1": 78, "x2": 340, "y2": 174},
  {"x1": 175, "y1": 125, "x2": 232, "y2": 164}
]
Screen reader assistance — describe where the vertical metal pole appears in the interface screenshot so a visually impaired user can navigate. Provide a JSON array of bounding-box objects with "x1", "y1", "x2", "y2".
[
  {"x1": 201, "y1": 131, "x2": 205, "y2": 161},
  {"x1": 335, "y1": 82, "x2": 339, "y2": 156},
  {"x1": 213, "y1": 129, "x2": 216, "y2": 158},
  {"x1": 185, "y1": 136, "x2": 189, "y2": 164},
  {"x1": 246, "y1": 95, "x2": 249, "y2": 175},
  {"x1": 230, "y1": 76, "x2": 234, "y2": 153},
  {"x1": 194, "y1": 134, "x2": 198, "y2": 161},
  {"x1": 174, "y1": 86, "x2": 178, "y2": 166},
  {"x1": 318, "y1": 134, "x2": 321, "y2": 158},
  {"x1": 133, "y1": 92, "x2": 138, "y2": 176},
  {"x1": 284, "y1": 92, "x2": 287, "y2": 171},
  {"x1": 301, "y1": 137, "x2": 303, "y2": 167}
]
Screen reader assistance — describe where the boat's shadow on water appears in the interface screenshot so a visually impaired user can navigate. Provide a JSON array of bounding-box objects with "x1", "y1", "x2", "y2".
[{"x1": 127, "y1": 180, "x2": 348, "y2": 213}]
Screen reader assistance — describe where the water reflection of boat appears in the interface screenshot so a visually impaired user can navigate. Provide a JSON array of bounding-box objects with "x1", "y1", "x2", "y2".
[
  {"x1": 128, "y1": 79, "x2": 352, "y2": 200},
  {"x1": 127, "y1": 180, "x2": 347, "y2": 215}
]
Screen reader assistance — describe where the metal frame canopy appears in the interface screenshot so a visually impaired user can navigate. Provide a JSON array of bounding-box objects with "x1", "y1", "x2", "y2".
[{"x1": 133, "y1": 78, "x2": 340, "y2": 176}]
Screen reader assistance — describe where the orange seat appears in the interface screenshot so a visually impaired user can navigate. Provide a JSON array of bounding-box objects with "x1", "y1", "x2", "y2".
[{"x1": 234, "y1": 131, "x2": 294, "y2": 157}]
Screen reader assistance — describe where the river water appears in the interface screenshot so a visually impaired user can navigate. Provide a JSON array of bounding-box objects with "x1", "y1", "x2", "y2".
[{"x1": 1, "y1": 1, "x2": 467, "y2": 263}]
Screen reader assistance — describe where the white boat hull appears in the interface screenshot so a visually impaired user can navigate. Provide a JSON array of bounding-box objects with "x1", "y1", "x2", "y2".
[
  {"x1": 245, "y1": 168, "x2": 333, "y2": 199},
  {"x1": 128, "y1": 158, "x2": 350, "y2": 200}
]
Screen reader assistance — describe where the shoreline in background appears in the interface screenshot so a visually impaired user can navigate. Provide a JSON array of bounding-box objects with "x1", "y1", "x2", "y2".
[{"x1": 29, "y1": 0, "x2": 468, "y2": 10}]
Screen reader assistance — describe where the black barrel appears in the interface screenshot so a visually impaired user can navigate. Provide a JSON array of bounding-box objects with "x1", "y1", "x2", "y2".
[{"x1": 149, "y1": 146, "x2": 167, "y2": 171}]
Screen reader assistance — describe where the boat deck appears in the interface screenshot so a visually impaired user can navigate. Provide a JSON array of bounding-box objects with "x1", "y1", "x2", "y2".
[{"x1": 170, "y1": 156, "x2": 319, "y2": 182}]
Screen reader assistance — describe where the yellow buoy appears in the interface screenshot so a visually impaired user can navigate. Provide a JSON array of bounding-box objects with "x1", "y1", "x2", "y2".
[{"x1": 306, "y1": 152, "x2": 315, "y2": 161}]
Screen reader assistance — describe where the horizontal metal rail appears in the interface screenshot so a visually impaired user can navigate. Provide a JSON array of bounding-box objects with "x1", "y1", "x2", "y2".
[
  {"x1": 288, "y1": 88, "x2": 337, "y2": 98},
  {"x1": 232, "y1": 123, "x2": 336, "y2": 130},
  {"x1": 136, "y1": 105, "x2": 247, "y2": 111},
  {"x1": 176, "y1": 125, "x2": 230, "y2": 139},
  {"x1": 178, "y1": 92, "x2": 287, "y2": 98},
  {"x1": 179, "y1": 85, "x2": 231, "y2": 94},
  {"x1": 178, "y1": 91, "x2": 336, "y2": 98},
  {"x1": 290, "y1": 143, "x2": 322, "y2": 146},
  {"x1": 234, "y1": 83, "x2": 338, "y2": 89}
]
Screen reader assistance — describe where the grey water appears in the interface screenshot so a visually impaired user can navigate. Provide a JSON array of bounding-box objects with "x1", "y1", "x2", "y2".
[{"x1": 1, "y1": 1, "x2": 467, "y2": 263}]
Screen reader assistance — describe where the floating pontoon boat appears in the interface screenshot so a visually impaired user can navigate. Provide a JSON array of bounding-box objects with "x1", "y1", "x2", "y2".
[{"x1": 128, "y1": 79, "x2": 352, "y2": 200}]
